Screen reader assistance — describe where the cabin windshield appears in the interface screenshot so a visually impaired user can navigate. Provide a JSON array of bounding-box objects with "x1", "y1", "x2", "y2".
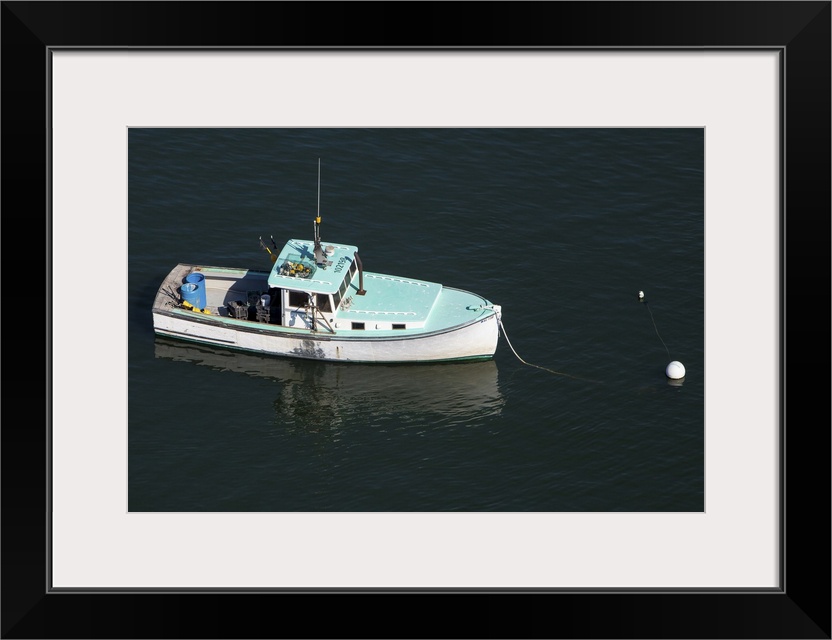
[
  {"x1": 287, "y1": 290, "x2": 308, "y2": 309},
  {"x1": 316, "y1": 293, "x2": 332, "y2": 312},
  {"x1": 334, "y1": 263, "x2": 358, "y2": 309}
]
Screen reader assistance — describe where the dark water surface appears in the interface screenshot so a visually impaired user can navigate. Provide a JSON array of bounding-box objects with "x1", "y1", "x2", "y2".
[{"x1": 128, "y1": 128, "x2": 704, "y2": 512}]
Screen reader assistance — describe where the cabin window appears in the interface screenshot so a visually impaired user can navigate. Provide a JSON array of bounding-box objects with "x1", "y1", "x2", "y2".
[
  {"x1": 333, "y1": 290, "x2": 342, "y2": 309},
  {"x1": 316, "y1": 294, "x2": 332, "y2": 313},
  {"x1": 392, "y1": 324, "x2": 406, "y2": 330},
  {"x1": 351, "y1": 322, "x2": 365, "y2": 330},
  {"x1": 288, "y1": 290, "x2": 307, "y2": 308}
]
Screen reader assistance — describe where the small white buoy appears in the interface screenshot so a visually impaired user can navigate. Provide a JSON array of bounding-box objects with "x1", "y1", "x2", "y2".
[
  {"x1": 666, "y1": 360, "x2": 685, "y2": 379},
  {"x1": 638, "y1": 290, "x2": 645, "y2": 302}
]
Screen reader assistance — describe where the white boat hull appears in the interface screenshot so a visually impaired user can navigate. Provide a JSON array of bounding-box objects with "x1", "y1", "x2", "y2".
[{"x1": 152, "y1": 307, "x2": 499, "y2": 363}]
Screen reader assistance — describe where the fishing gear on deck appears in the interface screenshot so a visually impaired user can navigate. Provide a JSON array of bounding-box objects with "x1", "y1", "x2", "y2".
[{"x1": 164, "y1": 286, "x2": 180, "y2": 302}]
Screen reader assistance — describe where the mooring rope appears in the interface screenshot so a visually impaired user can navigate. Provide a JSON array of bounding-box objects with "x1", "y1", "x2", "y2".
[
  {"x1": 643, "y1": 301, "x2": 670, "y2": 359},
  {"x1": 498, "y1": 319, "x2": 600, "y2": 383}
]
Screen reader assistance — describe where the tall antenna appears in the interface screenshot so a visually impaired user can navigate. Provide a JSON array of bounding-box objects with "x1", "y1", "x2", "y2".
[{"x1": 313, "y1": 158, "x2": 325, "y2": 265}]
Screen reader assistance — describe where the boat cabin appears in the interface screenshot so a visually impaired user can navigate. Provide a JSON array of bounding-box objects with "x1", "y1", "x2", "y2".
[{"x1": 266, "y1": 238, "x2": 362, "y2": 331}]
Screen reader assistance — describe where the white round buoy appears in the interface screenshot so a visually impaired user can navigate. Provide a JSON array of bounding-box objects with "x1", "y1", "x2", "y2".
[
  {"x1": 666, "y1": 361, "x2": 685, "y2": 379},
  {"x1": 638, "y1": 290, "x2": 645, "y2": 301}
]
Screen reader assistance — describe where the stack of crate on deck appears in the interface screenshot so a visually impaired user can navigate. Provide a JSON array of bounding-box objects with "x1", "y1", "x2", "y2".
[
  {"x1": 226, "y1": 293, "x2": 273, "y2": 322},
  {"x1": 255, "y1": 296, "x2": 271, "y2": 323},
  {"x1": 226, "y1": 300, "x2": 249, "y2": 320}
]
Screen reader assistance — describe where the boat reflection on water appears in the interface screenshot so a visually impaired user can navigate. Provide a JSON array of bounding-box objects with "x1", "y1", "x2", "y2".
[{"x1": 153, "y1": 338, "x2": 505, "y2": 435}]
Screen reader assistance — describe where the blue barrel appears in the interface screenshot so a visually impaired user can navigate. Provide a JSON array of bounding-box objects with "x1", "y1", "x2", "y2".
[
  {"x1": 184, "y1": 272, "x2": 207, "y2": 309},
  {"x1": 180, "y1": 282, "x2": 201, "y2": 308}
]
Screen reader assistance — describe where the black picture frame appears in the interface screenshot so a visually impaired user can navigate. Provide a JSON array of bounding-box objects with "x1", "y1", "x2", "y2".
[{"x1": 4, "y1": 2, "x2": 829, "y2": 638}]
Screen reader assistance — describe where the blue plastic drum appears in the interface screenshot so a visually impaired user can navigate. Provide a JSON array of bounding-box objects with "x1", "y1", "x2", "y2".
[{"x1": 184, "y1": 272, "x2": 207, "y2": 309}]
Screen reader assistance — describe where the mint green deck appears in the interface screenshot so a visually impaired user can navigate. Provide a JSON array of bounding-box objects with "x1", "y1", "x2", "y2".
[
  {"x1": 339, "y1": 272, "x2": 440, "y2": 321},
  {"x1": 337, "y1": 277, "x2": 489, "y2": 332}
]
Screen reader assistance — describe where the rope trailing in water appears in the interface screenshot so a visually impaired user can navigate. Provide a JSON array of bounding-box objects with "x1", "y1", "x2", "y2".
[
  {"x1": 498, "y1": 319, "x2": 600, "y2": 383},
  {"x1": 643, "y1": 301, "x2": 670, "y2": 359}
]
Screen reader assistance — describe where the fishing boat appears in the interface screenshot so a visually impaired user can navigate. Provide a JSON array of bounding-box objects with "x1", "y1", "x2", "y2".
[{"x1": 151, "y1": 166, "x2": 502, "y2": 364}]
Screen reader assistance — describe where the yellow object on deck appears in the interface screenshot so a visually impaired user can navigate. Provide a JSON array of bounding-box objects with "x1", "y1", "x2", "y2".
[{"x1": 181, "y1": 300, "x2": 210, "y2": 314}]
